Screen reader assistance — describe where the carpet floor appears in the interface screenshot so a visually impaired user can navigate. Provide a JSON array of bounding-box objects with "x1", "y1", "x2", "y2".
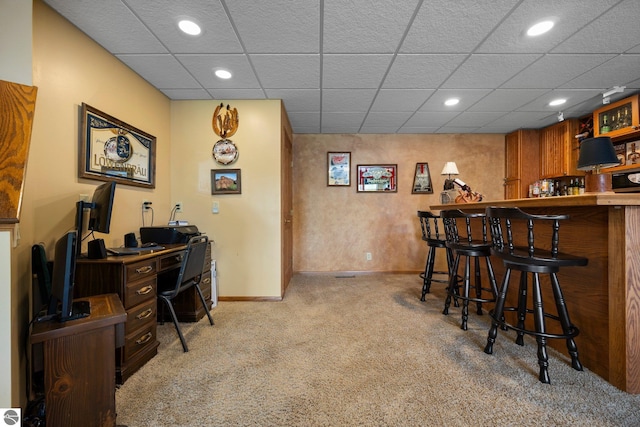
[{"x1": 115, "y1": 273, "x2": 640, "y2": 426}]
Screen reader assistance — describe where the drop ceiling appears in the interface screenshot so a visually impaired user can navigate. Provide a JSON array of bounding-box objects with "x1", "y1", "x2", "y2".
[{"x1": 43, "y1": 0, "x2": 640, "y2": 134}]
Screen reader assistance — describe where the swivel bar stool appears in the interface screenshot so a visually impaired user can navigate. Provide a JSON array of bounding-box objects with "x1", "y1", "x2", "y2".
[
  {"x1": 441, "y1": 209, "x2": 499, "y2": 331},
  {"x1": 483, "y1": 207, "x2": 588, "y2": 384},
  {"x1": 417, "y1": 211, "x2": 454, "y2": 301}
]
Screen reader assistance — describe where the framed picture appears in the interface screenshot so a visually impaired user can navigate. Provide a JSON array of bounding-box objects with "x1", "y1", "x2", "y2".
[
  {"x1": 79, "y1": 103, "x2": 156, "y2": 188},
  {"x1": 357, "y1": 164, "x2": 397, "y2": 192},
  {"x1": 412, "y1": 163, "x2": 433, "y2": 194},
  {"x1": 211, "y1": 169, "x2": 241, "y2": 194},
  {"x1": 327, "y1": 152, "x2": 351, "y2": 186}
]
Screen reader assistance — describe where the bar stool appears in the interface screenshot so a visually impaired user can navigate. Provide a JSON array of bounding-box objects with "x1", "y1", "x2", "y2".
[
  {"x1": 483, "y1": 207, "x2": 588, "y2": 384},
  {"x1": 417, "y1": 211, "x2": 454, "y2": 301},
  {"x1": 441, "y1": 209, "x2": 499, "y2": 331}
]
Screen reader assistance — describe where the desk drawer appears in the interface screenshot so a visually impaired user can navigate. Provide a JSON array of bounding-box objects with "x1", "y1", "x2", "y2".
[
  {"x1": 158, "y1": 251, "x2": 184, "y2": 272},
  {"x1": 126, "y1": 299, "x2": 156, "y2": 336},
  {"x1": 124, "y1": 322, "x2": 156, "y2": 362},
  {"x1": 124, "y1": 276, "x2": 156, "y2": 309},
  {"x1": 126, "y1": 259, "x2": 157, "y2": 282}
]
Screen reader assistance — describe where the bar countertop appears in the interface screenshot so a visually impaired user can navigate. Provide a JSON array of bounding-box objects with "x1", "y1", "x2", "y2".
[{"x1": 430, "y1": 192, "x2": 640, "y2": 211}]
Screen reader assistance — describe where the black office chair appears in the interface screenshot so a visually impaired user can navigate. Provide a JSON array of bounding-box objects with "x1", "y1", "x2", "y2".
[{"x1": 157, "y1": 235, "x2": 214, "y2": 352}]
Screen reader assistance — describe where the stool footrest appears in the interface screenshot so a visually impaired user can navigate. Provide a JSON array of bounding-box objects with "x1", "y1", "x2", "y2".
[{"x1": 488, "y1": 308, "x2": 580, "y2": 340}]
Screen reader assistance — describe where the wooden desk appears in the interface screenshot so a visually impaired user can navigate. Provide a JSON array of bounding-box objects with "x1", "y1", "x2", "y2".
[
  {"x1": 431, "y1": 193, "x2": 640, "y2": 393},
  {"x1": 74, "y1": 244, "x2": 212, "y2": 383},
  {"x1": 31, "y1": 294, "x2": 126, "y2": 427}
]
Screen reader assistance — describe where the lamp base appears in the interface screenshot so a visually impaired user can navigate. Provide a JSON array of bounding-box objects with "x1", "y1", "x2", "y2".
[{"x1": 585, "y1": 172, "x2": 612, "y2": 193}]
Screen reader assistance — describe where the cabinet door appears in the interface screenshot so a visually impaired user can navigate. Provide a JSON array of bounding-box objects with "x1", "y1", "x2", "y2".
[
  {"x1": 505, "y1": 132, "x2": 520, "y2": 181},
  {"x1": 505, "y1": 129, "x2": 539, "y2": 199},
  {"x1": 540, "y1": 120, "x2": 582, "y2": 178},
  {"x1": 504, "y1": 179, "x2": 521, "y2": 200}
]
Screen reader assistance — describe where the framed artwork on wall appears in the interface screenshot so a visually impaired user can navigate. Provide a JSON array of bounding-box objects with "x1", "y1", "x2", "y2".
[
  {"x1": 327, "y1": 152, "x2": 351, "y2": 186},
  {"x1": 211, "y1": 169, "x2": 241, "y2": 194},
  {"x1": 356, "y1": 164, "x2": 397, "y2": 192},
  {"x1": 411, "y1": 163, "x2": 433, "y2": 194},
  {"x1": 79, "y1": 103, "x2": 156, "y2": 188}
]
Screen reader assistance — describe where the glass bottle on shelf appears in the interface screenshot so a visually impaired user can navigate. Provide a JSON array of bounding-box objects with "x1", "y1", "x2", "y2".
[
  {"x1": 611, "y1": 112, "x2": 618, "y2": 130},
  {"x1": 579, "y1": 178, "x2": 585, "y2": 195},
  {"x1": 601, "y1": 114, "x2": 610, "y2": 134}
]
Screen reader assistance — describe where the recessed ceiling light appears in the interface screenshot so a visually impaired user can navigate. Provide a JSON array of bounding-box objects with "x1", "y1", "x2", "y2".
[
  {"x1": 444, "y1": 98, "x2": 460, "y2": 106},
  {"x1": 215, "y1": 69, "x2": 232, "y2": 79},
  {"x1": 527, "y1": 20, "x2": 554, "y2": 36},
  {"x1": 549, "y1": 98, "x2": 566, "y2": 107},
  {"x1": 178, "y1": 19, "x2": 201, "y2": 36}
]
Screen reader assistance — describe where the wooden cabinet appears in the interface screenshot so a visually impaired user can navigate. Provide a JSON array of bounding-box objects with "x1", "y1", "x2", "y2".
[
  {"x1": 504, "y1": 129, "x2": 539, "y2": 199},
  {"x1": 539, "y1": 119, "x2": 584, "y2": 178},
  {"x1": 594, "y1": 94, "x2": 640, "y2": 140},
  {"x1": 30, "y1": 294, "x2": 126, "y2": 427}
]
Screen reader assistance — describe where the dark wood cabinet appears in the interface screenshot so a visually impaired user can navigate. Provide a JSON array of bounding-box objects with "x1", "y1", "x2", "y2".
[
  {"x1": 30, "y1": 294, "x2": 126, "y2": 427},
  {"x1": 540, "y1": 119, "x2": 584, "y2": 179},
  {"x1": 504, "y1": 129, "x2": 539, "y2": 199}
]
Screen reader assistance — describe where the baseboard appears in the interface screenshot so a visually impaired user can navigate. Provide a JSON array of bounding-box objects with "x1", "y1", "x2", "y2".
[{"x1": 218, "y1": 296, "x2": 283, "y2": 302}]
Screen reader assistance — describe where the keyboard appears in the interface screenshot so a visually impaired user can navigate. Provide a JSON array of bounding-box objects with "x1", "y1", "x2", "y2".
[{"x1": 107, "y1": 245, "x2": 166, "y2": 256}]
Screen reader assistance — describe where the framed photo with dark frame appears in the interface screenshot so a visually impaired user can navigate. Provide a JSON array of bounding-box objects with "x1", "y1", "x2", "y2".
[
  {"x1": 211, "y1": 169, "x2": 241, "y2": 194},
  {"x1": 327, "y1": 152, "x2": 351, "y2": 186},
  {"x1": 79, "y1": 103, "x2": 156, "y2": 188},
  {"x1": 356, "y1": 164, "x2": 397, "y2": 192},
  {"x1": 412, "y1": 163, "x2": 433, "y2": 194}
]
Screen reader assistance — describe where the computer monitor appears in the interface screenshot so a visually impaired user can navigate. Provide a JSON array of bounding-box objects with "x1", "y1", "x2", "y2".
[
  {"x1": 75, "y1": 181, "x2": 116, "y2": 257},
  {"x1": 46, "y1": 230, "x2": 90, "y2": 322}
]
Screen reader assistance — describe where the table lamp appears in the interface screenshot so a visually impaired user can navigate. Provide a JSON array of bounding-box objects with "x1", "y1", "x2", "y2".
[
  {"x1": 577, "y1": 136, "x2": 620, "y2": 192},
  {"x1": 441, "y1": 162, "x2": 459, "y2": 190}
]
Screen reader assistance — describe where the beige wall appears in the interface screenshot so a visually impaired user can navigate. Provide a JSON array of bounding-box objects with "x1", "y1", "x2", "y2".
[
  {"x1": 170, "y1": 100, "x2": 283, "y2": 298},
  {"x1": 293, "y1": 133, "x2": 505, "y2": 273}
]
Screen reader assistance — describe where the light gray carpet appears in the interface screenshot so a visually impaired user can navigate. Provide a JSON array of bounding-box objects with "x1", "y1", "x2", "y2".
[{"x1": 115, "y1": 274, "x2": 640, "y2": 426}]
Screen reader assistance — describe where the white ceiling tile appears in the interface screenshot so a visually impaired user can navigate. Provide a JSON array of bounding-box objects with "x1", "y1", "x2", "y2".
[
  {"x1": 370, "y1": 89, "x2": 434, "y2": 112},
  {"x1": 443, "y1": 54, "x2": 541, "y2": 89},
  {"x1": 419, "y1": 89, "x2": 492, "y2": 112},
  {"x1": 503, "y1": 54, "x2": 616, "y2": 89},
  {"x1": 404, "y1": 111, "x2": 460, "y2": 127},
  {"x1": 516, "y1": 89, "x2": 602, "y2": 112},
  {"x1": 265, "y1": 89, "x2": 320, "y2": 112},
  {"x1": 161, "y1": 89, "x2": 212, "y2": 99},
  {"x1": 208, "y1": 89, "x2": 266, "y2": 99},
  {"x1": 175, "y1": 54, "x2": 259, "y2": 88},
  {"x1": 360, "y1": 127, "x2": 401, "y2": 134},
  {"x1": 383, "y1": 55, "x2": 467, "y2": 89},
  {"x1": 323, "y1": 55, "x2": 393, "y2": 89},
  {"x1": 250, "y1": 55, "x2": 320, "y2": 88},
  {"x1": 226, "y1": 0, "x2": 319, "y2": 53},
  {"x1": 116, "y1": 54, "x2": 201, "y2": 88},
  {"x1": 445, "y1": 112, "x2": 506, "y2": 127},
  {"x1": 125, "y1": 0, "x2": 242, "y2": 54},
  {"x1": 43, "y1": 0, "x2": 168, "y2": 54},
  {"x1": 323, "y1": 0, "x2": 419, "y2": 53},
  {"x1": 477, "y1": 0, "x2": 621, "y2": 53},
  {"x1": 468, "y1": 89, "x2": 549, "y2": 112},
  {"x1": 560, "y1": 55, "x2": 640, "y2": 89},
  {"x1": 362, "y1": 112, "x2": 413, "y2": 127},
  {"x1": 287, "y1": 112, "x2": 321, "y2": 129},
  {"x1": 401, "y1": 0, "x2": 520, "y2": 53},
  {"x1": 322, "y1": 112, "x2": 366, "y2": 131},
  {"x1": 321, "y1": 89, "x2": 377, "y2": 112},
  {"x1": 397, "y1": 127, "x2": 440, "y2": 133}
]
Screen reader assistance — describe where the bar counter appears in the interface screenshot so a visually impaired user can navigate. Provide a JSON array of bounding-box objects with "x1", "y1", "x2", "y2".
[{"x1": 431, "y1": 193, "x2": 640, "y2": 393}]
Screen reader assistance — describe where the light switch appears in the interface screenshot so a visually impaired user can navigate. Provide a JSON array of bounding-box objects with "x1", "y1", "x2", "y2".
[{"x1": 212, "y1": 201, "x2": 219, "y2": 214}]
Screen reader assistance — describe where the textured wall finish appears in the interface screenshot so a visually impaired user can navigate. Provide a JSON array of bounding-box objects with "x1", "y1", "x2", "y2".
[{"x1": 293, "y1": 133, "x2": 505, "y2": 273}]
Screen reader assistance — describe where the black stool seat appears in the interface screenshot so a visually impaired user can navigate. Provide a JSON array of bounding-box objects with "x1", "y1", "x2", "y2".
[
  {"x1": 417, "y1": 211, "x2": 453, "y2": 301},
  {"x1": 483, "y1": 206, "x2": 588, "y2": 384},
  {"x1": 441, "y1": 209, "x2": 498, "y2": 331}
]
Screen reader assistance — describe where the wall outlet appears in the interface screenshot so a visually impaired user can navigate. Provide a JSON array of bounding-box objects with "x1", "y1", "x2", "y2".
[
  {"x1": 175, "y1": 202, "x2": 183, "y2": 213},
  {"x1": 366, "y1": 252, "x2": 372, "y2": 261},
  {"x1": 212, "y1": 201, "x2": 219, "y2": 214},
  {"x1": 142, "y1": 199, "x2": 152, "y2": 210}
]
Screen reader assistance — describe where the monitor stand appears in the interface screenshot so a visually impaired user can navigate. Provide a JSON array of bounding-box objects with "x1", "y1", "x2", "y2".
[{"x1": 60, "y1": 300, "x2": 91, "y2": 322}]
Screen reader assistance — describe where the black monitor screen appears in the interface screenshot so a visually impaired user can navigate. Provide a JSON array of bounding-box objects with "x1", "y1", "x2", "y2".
[
  {"x1": 88, "y1": 181, "x2": 116, "y2": 234},
  {"x1": 47, "y1": 231, "x2": 77, "y2": 321}
]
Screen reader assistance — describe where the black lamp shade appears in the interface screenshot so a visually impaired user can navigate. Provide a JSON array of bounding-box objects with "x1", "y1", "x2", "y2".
[{"x1": 577, "y1": 137, "x2": 620, "y2": 171}]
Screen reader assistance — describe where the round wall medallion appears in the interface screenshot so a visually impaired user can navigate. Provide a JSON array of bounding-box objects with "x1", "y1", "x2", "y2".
[
  {"x1": 104, "y1": 135, "x2": 132, "y2": 163},
  {"x1": 212, "y1": 139, "x2": 238, "y2": 165}
]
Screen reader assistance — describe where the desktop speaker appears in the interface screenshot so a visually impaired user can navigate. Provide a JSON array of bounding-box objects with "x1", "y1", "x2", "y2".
[
  {"x1": 87, "y1": 238, "x2": 107, "y2": 259},
  {"x1": 124, "y1": 232, "x2": 138, "y2": 248}
]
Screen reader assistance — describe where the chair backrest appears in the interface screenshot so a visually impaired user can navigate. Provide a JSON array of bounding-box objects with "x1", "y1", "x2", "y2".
[
  {"x1": 417, "y1": 210, "x2": 445, "y2": 243},
  {"x1": 485, "y1": 206, "x2": 568, "y2": 259},
  {"x1": 170, "y1": 235, "x2": 209, "y2": 298},
  {"x1": 32, "y1": 244, "x2": 52, "y2": 309},
  {"x1": 440, "y1": 209, "x2": 488, "y2": 246}
]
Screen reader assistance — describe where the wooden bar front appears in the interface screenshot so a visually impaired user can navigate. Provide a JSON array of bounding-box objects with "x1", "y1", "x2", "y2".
[{"x1": 431, "y1": 193, "x2": 640, "y2": 393}]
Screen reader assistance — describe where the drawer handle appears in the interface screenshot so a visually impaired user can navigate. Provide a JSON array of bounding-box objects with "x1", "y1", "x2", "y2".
[
  {"x1": 202, "y1": 277, "x2": 211, "y2": 285},
  {"x1": 136, "y1": 285, "x2": 153, "y2": 295},
  {"x1": 136, "y1": 308, "x2": 154, "y2": 320},
  {"x1": 135, "y1": 332, "x2": 153, "y2": 345},
  {"x1": 135, "y1": 265, "x2": 154, "y2": 274},
  {"x1": 175, "y1": 255, "x2": 183, "y2": 262}
]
